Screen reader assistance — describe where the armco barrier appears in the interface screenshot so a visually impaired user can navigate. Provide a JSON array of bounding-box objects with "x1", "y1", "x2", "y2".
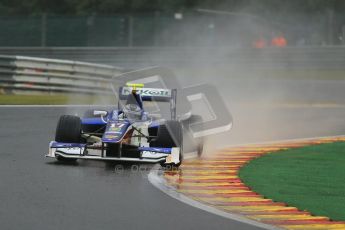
[
  {"x1": 0, "y1": 55, "x2": 123, "y2": 94},
  {"x1": 0, "y1": 47, "x2": 345, "y2": 69}
]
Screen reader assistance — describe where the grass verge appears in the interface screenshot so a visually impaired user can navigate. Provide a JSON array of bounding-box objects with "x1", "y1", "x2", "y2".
[
  {"x1": 0, "y1": 94, "x2": 114, "y2": 105},
  {"x1": 239, "y1": 142, "x2": 345, "y2": 221}
]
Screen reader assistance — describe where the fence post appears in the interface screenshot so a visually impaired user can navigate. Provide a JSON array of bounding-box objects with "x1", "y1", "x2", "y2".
[
  {"x1": 154, "y1": 11, "x2": 160, "y2": 46},
  {"x1": 342, "y1": 25, "x2": 345, "y2": 45},
  {"x1": 327, "y1": 9, "x2": 334, "y2": 45},
  {"x1": 128, "y1": 15, "x2": 133, "y2": 47},
  {"x1": 41, "y1": 13, "x2": 47, "y2": 47}
]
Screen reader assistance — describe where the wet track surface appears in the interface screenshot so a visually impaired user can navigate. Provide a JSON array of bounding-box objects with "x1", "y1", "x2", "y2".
[
  {"x1": 0, "y1": 107, "x2": 264, "y2": 230},
  {"x1": 1, "y1": 88, "x2": 345, "y2": 230}
]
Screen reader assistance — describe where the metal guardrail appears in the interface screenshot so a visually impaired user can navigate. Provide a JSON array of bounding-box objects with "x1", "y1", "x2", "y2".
[
  {"x1": 0, "y1": 55, "x2": 123, "y2": 94},
  {"x1": 0, "y1": 47, "x2": 345, "y2": 69},
  {"x1": 0, "y1": 47, "x2": 344, "y2": 94}
]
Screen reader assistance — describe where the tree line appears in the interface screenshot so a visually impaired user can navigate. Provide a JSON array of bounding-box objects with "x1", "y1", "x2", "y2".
[{"x1": 0, "y1": 0, "x2": 344, "y2": 16}]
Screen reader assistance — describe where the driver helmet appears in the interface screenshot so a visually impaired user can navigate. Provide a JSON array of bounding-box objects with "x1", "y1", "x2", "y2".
[
  {"x1": 124, "y1": 103, "x2": 142, "y2": 120},
  {"x1": 123, "y1": 91, "x2": 143, "y2": 120}
]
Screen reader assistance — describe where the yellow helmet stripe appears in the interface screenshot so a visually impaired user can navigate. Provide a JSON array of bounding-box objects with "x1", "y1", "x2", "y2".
[{"x1": 126, "y1": 83, "x2": 144, "y2": 90}]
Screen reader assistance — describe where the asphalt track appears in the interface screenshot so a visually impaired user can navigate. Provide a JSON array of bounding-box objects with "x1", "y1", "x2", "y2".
[
  {"x1": 1, "y1": 94, "x2": 344, "y2": 230},
  {"x1": 0, "y1": 107, "x2": 264, "y2": 230}
]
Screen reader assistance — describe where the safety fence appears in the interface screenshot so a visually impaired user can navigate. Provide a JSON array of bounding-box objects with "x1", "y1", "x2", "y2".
[
  {"x1": 0, "y1": 47, "x2": 344, "y2": 95},
  {"x1": 0, "y1": 13, "x2": 344, "y2": 47},
  {"x1": 0, "y1": 55, "x2": 123, "y2": 94}
]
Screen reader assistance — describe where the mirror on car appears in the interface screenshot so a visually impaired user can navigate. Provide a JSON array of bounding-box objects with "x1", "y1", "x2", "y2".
[{"x1": 93, "y1": 110, "x2": 108, "y2": 117}]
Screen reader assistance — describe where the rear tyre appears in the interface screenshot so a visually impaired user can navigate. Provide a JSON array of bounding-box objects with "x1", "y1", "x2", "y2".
[
  {"x1": 151, "y1": 120, "x2": 183, "y2": 168},
  {"x1": 182, "y1": 115, "x2": 204, "y2": 157},
  {"x1": 196, "y1": 139, "x2": 204, "y2": 157},
  {"x1": 55, "y1": 115, "x2": 82, "y2": 162}
]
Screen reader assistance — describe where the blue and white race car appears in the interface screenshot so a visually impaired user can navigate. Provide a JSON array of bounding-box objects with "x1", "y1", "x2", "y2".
[{"x1": 46, "y1": 83, "x2": 202, "y2": 167}]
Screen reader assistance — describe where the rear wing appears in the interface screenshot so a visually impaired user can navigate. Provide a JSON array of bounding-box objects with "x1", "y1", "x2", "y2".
[
  {"x1": 119, "y1": 86, "x2": 177, "y2": 120},
  {"x1": 119, "y1": 86, "x2": 175, "y2": 102}
]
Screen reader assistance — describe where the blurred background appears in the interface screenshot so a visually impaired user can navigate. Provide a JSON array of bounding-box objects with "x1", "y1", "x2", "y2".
[
  {"x1": 1, "y1": 3, "x2": 345, "y2": 229},
  {"x1": 0, "y1": 0, "x2": 344, "y2": 47},
  {"x1": 0, "y1": 0, "x2": 344, "y2": 70},
  {"x1": 0, "y1": 0, "x2": 344, "y2": 143}
]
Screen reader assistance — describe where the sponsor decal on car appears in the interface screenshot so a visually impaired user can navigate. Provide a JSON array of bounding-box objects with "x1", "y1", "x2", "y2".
[
  {"x1": 104, "y1": 135, "x2": 118, "y2": 139},
  {"x1": 108, "y1": 126, "x2": 122, "y2": 132},
  {"x1": 121, "y1": 87, "x2": 171, "y2": 98},
  {"x1": 107, "y1": 122, "x2": 126, "y2": 133},
  {"x1": 142, "y1": 151, "x2": 157, "y2": 155}
]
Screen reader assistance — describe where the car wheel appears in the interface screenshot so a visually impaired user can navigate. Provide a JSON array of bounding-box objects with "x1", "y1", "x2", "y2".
[
  {"x1": 151, "y1": 120, "x2": 183, "y2": 168},
  {"x1": 182, "y1": 115, "x2": 204, "y2": 157},
  {"x1": 55, "y1": 115, "x2": 81, "y2": 162}
]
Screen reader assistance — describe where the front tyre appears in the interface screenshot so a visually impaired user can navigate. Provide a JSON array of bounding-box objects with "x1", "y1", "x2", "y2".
[
  {"x1": 55, "y1": 115, "x2": 82, "y2": 143},
  {"x1": 55, "y1": 115, "x2": 82, "y2": 162},
  {"x1": 182, "y1": 115, "x2": 204, "y2": 157}
]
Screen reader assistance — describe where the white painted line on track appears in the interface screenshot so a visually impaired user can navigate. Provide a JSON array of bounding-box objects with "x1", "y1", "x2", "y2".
[{"x1": 148, "y1": 165, "x2": 280, "y2": 230}]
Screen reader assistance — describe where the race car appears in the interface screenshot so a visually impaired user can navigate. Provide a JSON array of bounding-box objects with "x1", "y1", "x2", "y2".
[{"x1": 46, "y1": 83, "x2": 201, "y2": 167}]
